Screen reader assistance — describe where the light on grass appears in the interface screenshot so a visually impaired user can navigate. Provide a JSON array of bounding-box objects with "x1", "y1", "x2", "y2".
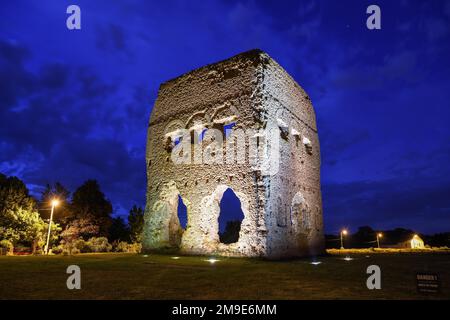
[
  {"x1": 343, "y1": 256, "x2": 353, "y2": 261},
  {"x1": 310, "y1": 261, "x2": 322, "y2": 265},
  {"x1": 171, "y1": 256, "x2": 180, "y2": 260},
  {"x1": 143, "y1": 254, "x2": 149, "y2": 257},
  {"x1": 205, "y1": 258, "x2": 220, "y2": 264}
]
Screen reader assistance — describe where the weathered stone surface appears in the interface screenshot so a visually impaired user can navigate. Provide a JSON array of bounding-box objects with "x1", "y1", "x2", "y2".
[{"x1": 143, "y1": 49, "x2": 324, "y2": 259}]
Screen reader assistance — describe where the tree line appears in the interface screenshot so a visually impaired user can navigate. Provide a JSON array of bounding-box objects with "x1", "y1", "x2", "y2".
[{"x1": 0, "y1": 172, "x2": 144, "y2": 254}]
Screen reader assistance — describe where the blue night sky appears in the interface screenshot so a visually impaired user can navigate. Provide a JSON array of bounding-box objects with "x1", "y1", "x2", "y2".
[{"x1": 1, "y1": 0, "x2": 449, "y2": 234}]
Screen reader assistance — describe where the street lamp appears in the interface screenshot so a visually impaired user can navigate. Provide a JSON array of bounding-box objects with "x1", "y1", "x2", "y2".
[
  {"x1": 340, "y1": 229, "x2": 348, "y2": 249},
  {"x1": 44, "y1": 199, "x2": 59, "y2": 255},
  {"x1": 376, "y1": 233, "x2": 383, "y2": 248}
]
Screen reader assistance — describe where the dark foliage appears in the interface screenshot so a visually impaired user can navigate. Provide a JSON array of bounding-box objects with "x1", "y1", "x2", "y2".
[
  {"x1": 128, "y1": 205, "x2": 144, "y2": 242},
  {"x1": 109, "y1": 216, "x2": 130, "y2": 242},
  {"x1": 0, "y1": 172, "x2": 36, "y2": 215},
  {"x1": 71, "y1": 180, "x2": 113, "y2": 237},
  {"x1": 39, "y1": 182, "x2": 72, "y2": 224}
]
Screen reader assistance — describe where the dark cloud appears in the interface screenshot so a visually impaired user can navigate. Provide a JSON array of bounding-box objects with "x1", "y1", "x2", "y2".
[
  {"x1": 36, "y1": 135, "x2": 145, "y2": 213},
  {"x1": 0, "y1": 39, "x2": 146, "y2": 216},
  {"x1": 321, "y1": 129, "x2": 370, "y2": 166},
  {"x1": 0, "y1": 40, "x2": 35, "y2": 108},
  {"x1": 95, "y1": 23, "x2": 131, "y2": 59},
  {"x1": 76, "y1": 67, "x2": 117, "y2": 99},
  {"x1": 331, "y1": 51, "x2": 420, "y2": 90},
  {"x1": 40, "y1": 63, "x2": 69, "y2": 89},
  {"x1": 0, "y1": 39, "x2": 30, "y2": 66},
  {"x1": 323, "y1": 176, "x2": 450, "y2": 234}
]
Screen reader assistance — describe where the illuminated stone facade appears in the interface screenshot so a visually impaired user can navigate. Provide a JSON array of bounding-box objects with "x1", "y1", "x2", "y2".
[{"x1": 143, "y1": 49, "x2": 324, "y2": 259}]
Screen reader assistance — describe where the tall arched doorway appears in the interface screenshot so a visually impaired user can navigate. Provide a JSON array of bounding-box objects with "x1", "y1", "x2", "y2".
[{"x1": 218, "y1": 188, "x2": 244, "y2": 244}]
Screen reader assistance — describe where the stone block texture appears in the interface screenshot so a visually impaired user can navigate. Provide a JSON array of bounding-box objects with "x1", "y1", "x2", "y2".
[{"x1": 143, "y1": 49, "x2": 324, "y2": 259}]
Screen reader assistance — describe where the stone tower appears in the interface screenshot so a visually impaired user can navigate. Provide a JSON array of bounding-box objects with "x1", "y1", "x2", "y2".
[{"x1": 143, "y1": 49, "x2": 324, "y2": 259}]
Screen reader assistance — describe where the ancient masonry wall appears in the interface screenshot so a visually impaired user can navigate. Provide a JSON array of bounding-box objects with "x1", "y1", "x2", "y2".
[{"x1": 143, "y1": 49, "x2": 324, "y2": 259}]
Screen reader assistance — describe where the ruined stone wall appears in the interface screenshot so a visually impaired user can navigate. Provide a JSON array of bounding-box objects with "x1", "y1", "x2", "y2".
[
  {"x1": 143, "y1": 51, "x2": 269, "y2": 257},
  {"x1": 143, "y1": 49, "x2": 324, "y2": 259},
  {"x1": 258, "y1": 54, "x2": 324, "y2": 258}
]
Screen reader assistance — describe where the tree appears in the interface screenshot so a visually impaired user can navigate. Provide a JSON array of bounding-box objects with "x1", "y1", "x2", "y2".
[
  {"x1": 425, "y1": 232, "x2": 450, "y2": 247},
  {"x1": 61, "y1": 217, "x2": 99, "y2": 244},
  {"x1": 383, "y1": 228, "x2": 416, "y2": 245},
  {"x1": 0, "y1": 174, "x2": 36, "y2": 216},
  {"x1": 71, "y1": 180, "x2": 113, "y2": 237},
  {"x1": 1, "y1": 207, "x2": 42, "y2": 250},
  {"x1": 109, "y1": 216, "x2": 130, "y2": 242},
  {"x1": 351, "y1": 226, "x2": 376, "y2": 248},
  {"x1": 128, "y1": 205, "x2": 144, "y2": 243},
  {"x1": 0, "y1": 173, "x2": 59, "y2": 253},
  {"x1": 39, "y1": 182, "x2": 72, "y2": 223}
]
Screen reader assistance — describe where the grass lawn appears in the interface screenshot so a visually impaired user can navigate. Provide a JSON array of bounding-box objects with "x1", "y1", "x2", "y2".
[{"x1": 0, "y1": 252, "x2": 449, "y2": 299}]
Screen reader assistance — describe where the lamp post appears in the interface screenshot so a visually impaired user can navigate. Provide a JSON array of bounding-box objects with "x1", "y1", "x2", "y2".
[
  {"x1": 376, "y1": 233, "x2": 383, "y2": 248},
  {"x1": 44, "y1": 199, "x2": 59, "y2": 255},
  {"x1": 340, "y1": 229, "x2": 348, "y2": 249}
]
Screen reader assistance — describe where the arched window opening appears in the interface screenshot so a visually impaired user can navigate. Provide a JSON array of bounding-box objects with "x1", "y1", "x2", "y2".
[
  {"x1": 177, "y1": 195, "x2": 187, "y2": 229},
  {"x1": 197, "y1": 128, "x2": 208, "y2": 143},
  {"x1": 218, "y1": 188, "x2": 244, "y2": 244}
]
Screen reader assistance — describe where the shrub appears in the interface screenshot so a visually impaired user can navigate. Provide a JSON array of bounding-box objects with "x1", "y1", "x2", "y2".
[
  {"x1": 114, "y1": 241, "x2": 130, "y2": 252},
  {"x1": 129, "y1": 242, "x2": 142, "y2": 253},
  {"x1": 71, "y1": 248, "x2": 80, "y2": 255},
  {"x1": 113, "y1": 241, "x2": 142, "y2": 253},
  {"x1": 0, "y1": 240, "x2": 14, "y2": 255},
  {"x1": 88, "y1": 237, "x2": 112, "y2": 252},
  {"x1": 74, "y1": 239, "x2": 91, "y2": 253},
  {"x1": 51, "y1": 245, "x2": 63, "y2": 255}
]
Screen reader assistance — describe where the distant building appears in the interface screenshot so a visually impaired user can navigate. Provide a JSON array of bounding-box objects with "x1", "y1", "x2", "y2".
[{"x1": 396, "y1": 234, "x2": 425, "y2": 249}]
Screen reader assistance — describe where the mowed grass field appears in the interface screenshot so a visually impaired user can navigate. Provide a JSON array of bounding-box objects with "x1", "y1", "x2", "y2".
[{"x1": 0, "y1": 252, "x2": 449, "y2": 299}]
